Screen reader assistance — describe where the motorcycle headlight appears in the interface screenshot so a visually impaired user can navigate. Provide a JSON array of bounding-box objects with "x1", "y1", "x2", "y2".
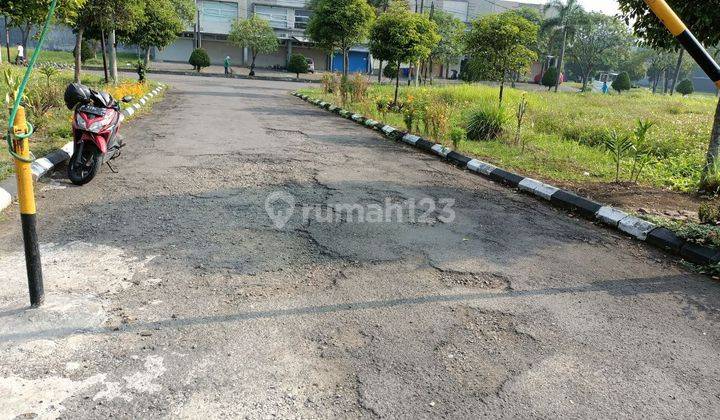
[{"x1": 87, "y1": 113, "x2": 114, "y2": 133}]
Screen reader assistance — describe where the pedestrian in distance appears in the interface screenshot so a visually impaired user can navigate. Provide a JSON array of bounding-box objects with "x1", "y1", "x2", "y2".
[
  {"x1": 15, "y1": 43, "x2": 26, "y2": 65},
  {"x1": 224, "y1": 55, "x2": 232, "y2": 76},
  {"x1": 602, "y1": 81, "x2": 609, "y2": 94}
]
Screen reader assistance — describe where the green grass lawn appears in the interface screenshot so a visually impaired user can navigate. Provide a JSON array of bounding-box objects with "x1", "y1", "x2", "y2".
[
  {"x1": 3, "y1": 46, "x2": 139, "y2": 67},
  {"x1": 299, "y1": 83, "x2": 718, "y2": 193},
  {"x1": 0, "y1": 63, "x2": 159, "y2": 182}
]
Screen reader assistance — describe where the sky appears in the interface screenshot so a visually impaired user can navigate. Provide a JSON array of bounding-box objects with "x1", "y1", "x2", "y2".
[{"x1": 578, "y1": 0, "x2": 620, "y2": 15}]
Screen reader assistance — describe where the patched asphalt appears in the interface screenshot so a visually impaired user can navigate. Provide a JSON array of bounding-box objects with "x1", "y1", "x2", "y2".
[{"x1": 0, "y1": 74, "x2": 719, "y2": 418}]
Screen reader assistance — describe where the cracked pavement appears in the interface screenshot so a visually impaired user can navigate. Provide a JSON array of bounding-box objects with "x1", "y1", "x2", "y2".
[{"x1": 1, "y1": 75, "x2": 719, "y2": 418}]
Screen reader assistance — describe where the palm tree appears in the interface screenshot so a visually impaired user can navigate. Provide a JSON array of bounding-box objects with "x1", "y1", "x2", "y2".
[{"x1": 542, "y1": 0, "x2": 585, "y2": 92}]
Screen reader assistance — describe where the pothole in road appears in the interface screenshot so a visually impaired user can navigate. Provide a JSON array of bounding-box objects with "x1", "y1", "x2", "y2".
[{"x1": 438, "y1": 271, "x2": 511, "y2": 290}]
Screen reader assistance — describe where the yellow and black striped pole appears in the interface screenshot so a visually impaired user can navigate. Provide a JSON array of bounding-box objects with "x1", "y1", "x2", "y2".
[
  {"x1": 12, "y1": 106, "x2": 44, "y2": 307},
  {"x1": 644, "y1": 0, "x2": 720, "y2": 90}
]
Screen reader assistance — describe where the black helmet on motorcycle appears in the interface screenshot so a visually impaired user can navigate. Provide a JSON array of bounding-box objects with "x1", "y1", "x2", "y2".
[{"x1": 64, "y1": 83, "x2": 91, "y2": 110}]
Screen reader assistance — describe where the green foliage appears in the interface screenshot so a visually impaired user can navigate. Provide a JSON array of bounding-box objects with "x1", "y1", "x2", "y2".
[
  {"x1": 120, "y1": 0, "x2": 194, "y2": 52},
  {"x1": 700, "y1": 159, "x2": 720, "y2": 194},
  {"x1": 699, "y1": 202, "x2": 720, "y2": 225},
  {"x1": 287, "y1": 54, "x2": 309, "y2": 78},
  {"x1": 188, "y1": 48, "x2": 210, "y2": 72},
  {"x1": 228, "y1": 15, "x2": 279, "y2": 72},
  {"x1": 568, "y1": 12, "x2": 633, "y2": 89},
  {"x1": 430, "y1": 10, "x2": 465, "y2": 65},
  {"x1": 369, "y1": 1, "x2": 439, "y2": 101},
  {"x1": 79, "y1": 39, "x2": 95, "y2": 63},
  {"x1": 676, "y1": 79, "x2": 694, "y2": 96},
  {"x1": 515, "y1": 94, "x2": 529, "y2": 151},
  {"x1": 541, "y1": 67, "x2": 559, "y2": 89},
  {"x1": 603, "y1": 130, "x2": 633, "y2": 182},
  {"x1": 307, "y1": 0, "x2": 375, "y2": 74},
  {"x1": 382, "y1": 61, "x2": 398, "y2": 79},
  {"x1": 450, "y1": 127, "x2": 466, "y2": 149},
  {"x1": 348, "y1": 73, "x2": 369, "y2": 103},
  {"x1": 618, "y1": 0, "x2": 720, "y2": 50},
  {"x1": 629, "y1": 119, "x2": 656, "y2": 183},
  {"x1": 38, "y1": 64, "x2": 59, "y2": 86},
  {"x1": 464, "y1": 11, "x2": 538, "y2": 94},
  {"x1": 467, "y1": 104, "x2": 507, "y2": 141},
  {"x1": 612, "y1": 72, "x2": 631, "y2": 94}
]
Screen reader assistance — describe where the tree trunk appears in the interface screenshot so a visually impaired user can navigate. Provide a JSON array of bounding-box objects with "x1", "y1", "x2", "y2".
[
  {"x1": 670, "y1": 49, "x2": 684, "y2": 95},
  {"x1": 394, "y1": 60, "x2": 401, "y2": 105},
  {"x1": 21, "y1": 23, "x2": 30, "y2": 51},
  {"x1": 415, "y1": 60, "x2": 420, "y2": 87},
  {"x1": 555, "y1": 27, "x2": 567, "y2": 93},
  {"x1": 581, "y1": 74, "x2": 587, "y2": 92},
  {"x1": 343, "y1": 49, "x2": 349, "y2": 77},
  {"x1": 73, "y1": 28, "x2": 83, "y2": 84},
  {"x1": 429, "y1": 57, "x2": 433, "y2": 85},
  {"x1": 499, "y1": 75, "x2": 505, "y2": 106},
  {"x1": 378, "y1": 60, "x2": 383, "y2": 83},
  {"x1": 4, "y1": 16, "x2": 10, "y2": 64},
  {"x1": 144, "y1": 47, "x2": 151, "y2": 66},
  {"x1": 109, "y1": 29, "x2": 118, "y2": 84},
  {"x1": 100, "y1": 29, "x2": 109, "y2": 84},
  {"x1": 446, "y1": 61, "x2": 450, "y2": 79},
  {"x1": 250, "y1": 52, "x2": 257, "y2": 76},
  {"x1": 652, "y1": 73, "x2": 659, "y2": 94},
  {"x1": 703, "y1": 98, "x2": 720, "y2": 178}
]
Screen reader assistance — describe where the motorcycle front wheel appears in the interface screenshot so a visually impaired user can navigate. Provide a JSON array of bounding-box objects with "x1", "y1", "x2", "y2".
[{"x1": 68, "y1": 142, "x2": 102, "y2": 186}]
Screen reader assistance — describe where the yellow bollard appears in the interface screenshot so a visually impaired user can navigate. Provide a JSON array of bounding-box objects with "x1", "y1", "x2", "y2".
[{"x1": 11, "y1": 105, "x2": 44, "y2": 307}]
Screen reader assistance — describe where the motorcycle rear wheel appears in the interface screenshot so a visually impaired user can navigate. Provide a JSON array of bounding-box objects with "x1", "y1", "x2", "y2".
[{"x1": 68, "y1": 142, "x2": 102, "y2": 186}]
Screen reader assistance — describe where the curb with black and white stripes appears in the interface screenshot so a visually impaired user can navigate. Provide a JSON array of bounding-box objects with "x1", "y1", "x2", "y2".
[
  {"x1": 292, "y1": 91, "x2": 720, "y2": 267},
  {"x1": 0, "y1": 84, "x2": 166, "y2": 214}
]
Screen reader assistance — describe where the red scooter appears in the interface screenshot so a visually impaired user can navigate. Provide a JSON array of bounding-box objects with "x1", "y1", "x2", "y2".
[{"x1": 64, "y1": 83, "x2": 132, "y2": 185}]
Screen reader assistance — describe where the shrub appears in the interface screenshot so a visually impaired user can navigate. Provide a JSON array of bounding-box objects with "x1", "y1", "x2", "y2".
[
  {"x1": 425, "y1": 100, "x2": 451, "y2": 142},
  {"x1": 603, "y1": 130, "x2": 633, "y2": 182},
  {"x1": 676, "y1": 79, "x2": 694, "y2": 96},
  {"x1": 321, "y1": 73, "x2": 340, "y2": 94},
  {"x1": 466, "y1": 104, "x2": 507, "y2": 141},
  {"x1": 383, "y1": 61, "x2": 398, "y2": 80},
  {"x1": 612, "y1": 72, "x2": 631, "y2": 94},
  {"x1": 287, "y1": 54, "x2": 309, "y2": 78},
  {"x1": 700, "y1": 159, "x2": 720, "y2": 194},
  {"x1": 80, "y1": 39, "x2": 95, "y2": 63},
  {"x1": 450, "y1": 127, "x2": 466, "y2": 149},
  {"x1": 699, "y1": 202, "x2": 720, "y2": 225},
  {"x1": 348, "y1": 73, "x2": 369, "y2": 103},
  {"x1": 189, "y1": 48, "x2": 210, "y2": 72},
  {"x1": 541, "y1": 67, "x2": 559, "y2": 90}
]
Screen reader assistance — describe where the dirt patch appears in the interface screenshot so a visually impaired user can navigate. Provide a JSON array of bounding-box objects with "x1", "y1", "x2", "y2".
[{"x1": 556, "y1": 181, "x2": 710, "y2": 221}]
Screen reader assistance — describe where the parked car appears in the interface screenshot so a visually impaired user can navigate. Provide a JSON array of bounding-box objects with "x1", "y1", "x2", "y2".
[{"x1": 306, "y1": 58, "x2": 315, "y2": 74}]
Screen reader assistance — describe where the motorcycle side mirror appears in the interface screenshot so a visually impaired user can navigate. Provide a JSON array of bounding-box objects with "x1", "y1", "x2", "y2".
[{"x1": 122, "y1": 96, "x2": 134, "y2": 103}]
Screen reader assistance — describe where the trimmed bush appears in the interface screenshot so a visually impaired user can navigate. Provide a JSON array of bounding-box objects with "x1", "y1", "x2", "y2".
[
  {"x1": 287, "y1": 54, "x2": 309, "y2": 78},
  {"x1": 466, "y1": 104, "x2": 508, "y2": 141},
  {"x1": 676, "y1": 79, "x2": 694, "y2": 96},
  {"x1": 189, "y1": 48, "x2": 210, "y2": 72},
  {"x1": 383, "y1": 61, "x2": 398, "y2": 80},
  {"x1": 612, "y1": 72, "x2": 631, "y2": 94},
  {"x1": 541, "y1": 67, "x2": 559, "y2": 90},
  {"x1": 80, "y1": 40, "x2": 95, "y2": 63}
]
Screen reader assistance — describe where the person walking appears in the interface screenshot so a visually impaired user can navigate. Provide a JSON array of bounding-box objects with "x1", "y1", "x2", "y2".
[{"x1": 224, "y1": 55, "x2": 231, "y2": 76}]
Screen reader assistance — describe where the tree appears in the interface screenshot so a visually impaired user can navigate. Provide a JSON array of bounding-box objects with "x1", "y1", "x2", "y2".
[
  {"x1": 676, "y1": 79, "x2": 694, "y2": 96},
  {"x1": 612, "y1": 72, "x2": 631, "y2": 94},
  {"x1": 228, "y1": 15, "x2": 279, "y2": 76},
  {"x1": 189, "y1": 48, "x2": 210, "y2": 72},
  {"x1": 0, "y1": 0, "x2": 85, "y2": 50},
  {"x1": 369, "y1": 0, "x2": 439, "y2": 104},
  {"x1": 429, "y1": 10, "x2": 465, "y2": 82},
  {"x1": 618, "y1": 48, "x2": 652, "y2": 83},
  {"x1": 122, "y1": 0, "x2": 195, "y2": 66},
  {"x1": 287, "y1": 54, "x2": 309, "y2": 78},
  {"x1": 646, "y1": 48, "x2": 676, "y2": 94},
  {"x1": 618, "y1": 0, "x2": 720, "y2": 176},
  {"x1": 568, "y1": 13, "x2": 634, "y2": 91},
  {"x1": 542, "y1": 0, "x2": 585, "y2": 93},
  {"x1": 541, "y1": 67, "x2": 559, "y2": 90},
  {"x1": 306, "y1": 0, "x2": 375, "y2": 77},
  {"x1": 465, "y1": 11, "x2": 538, "y2": 105}
]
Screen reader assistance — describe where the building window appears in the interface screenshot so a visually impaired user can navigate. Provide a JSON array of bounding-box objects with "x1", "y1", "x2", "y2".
[
  {"x1": 294, "y1": 9, "x2": 311, "y2": 30},
  {"x1": 255, "y1": 5, "x2": 290, "y2": 29},
  {"x1": 199, "y1": 0, "x2": 238, "y2": 35}
]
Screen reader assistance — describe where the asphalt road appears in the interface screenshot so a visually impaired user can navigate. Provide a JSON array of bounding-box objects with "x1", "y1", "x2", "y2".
[{"x1": 1, "y1": 74, "x2": 719, "y2": 418}]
